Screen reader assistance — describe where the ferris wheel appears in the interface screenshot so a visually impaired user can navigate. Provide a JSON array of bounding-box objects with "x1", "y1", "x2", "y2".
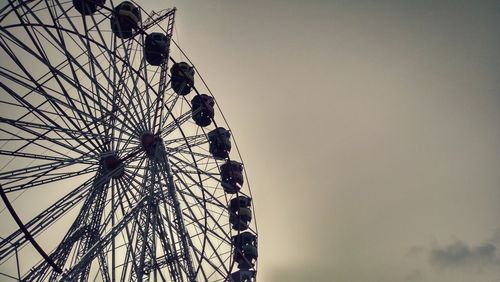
[{"x1": 0, "y1": 1, "x2": 258, "y2": 281}]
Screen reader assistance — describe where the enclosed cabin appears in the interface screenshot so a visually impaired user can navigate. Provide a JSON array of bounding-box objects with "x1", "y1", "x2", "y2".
[
  {"x1": 170, "y1": 62, "x2": 195, "y2": 95},
  {"x1": 110, "y1": 1, "x2": 141, "y2": 39},
  {"x1": 73, "y1": 0, "x2": 105, "y2": 15},
  {"x1": 145, "y1": 33, "x2": 170, "y2": 66},
  {"x1": 220, "y1": 160, "x2": 243, "y2": 193},
  {"x1": 232, "y1": 232, "x2": 258, "y2": 270},
  {"x1": 230, "y1": 270, "x2": 256, "y2": 282},
  {"x1": 229, "y1": 196, "x2": 252, "y2": 231},
  {"x1": 220, "y1": 161, "x2": 243, "y2": 194},
  {"x1": 191, "y1": 94, "x2": 215, "y2": 127},
  {"x1": 208, "y1": 127, "x2": 231, "y2": 159}
]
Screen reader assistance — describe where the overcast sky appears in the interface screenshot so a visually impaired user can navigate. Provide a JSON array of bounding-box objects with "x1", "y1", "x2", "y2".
[
  {"x1": 0, "y1": 0, "x2": 498, "y2": 281},
  {"x1": 159, "y1": 0, "x2": 500, "y2": 281}
]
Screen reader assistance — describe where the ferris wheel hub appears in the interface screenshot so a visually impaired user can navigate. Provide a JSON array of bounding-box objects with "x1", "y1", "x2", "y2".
[
  {"x1": 101, "y1": 153, "x2": 124, "y2": 179},
  {"x1": 141, "y1": 132, "x2": 161, "y2": 157}
]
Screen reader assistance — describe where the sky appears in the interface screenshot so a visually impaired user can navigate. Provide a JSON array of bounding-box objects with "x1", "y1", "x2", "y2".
[
  {"x1": 0, "y1": 0, "x2": 499, "y2": 281},
  {"x1": 158, "y1": 0, "x2": 500, "y2": 281}
]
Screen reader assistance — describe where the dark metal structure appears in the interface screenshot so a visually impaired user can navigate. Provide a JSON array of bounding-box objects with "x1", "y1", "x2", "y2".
[{"x1": 0, "y1": 1, "x2": 258, "y2": 281}]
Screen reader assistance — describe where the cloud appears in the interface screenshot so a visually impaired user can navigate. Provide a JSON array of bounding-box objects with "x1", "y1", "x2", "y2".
[
  {"x1": 404, "y1": 231, "x2": 500, "y2": 281},
  {"x1": 429, "y1": 240, "x2": 500, "y2": 269}
]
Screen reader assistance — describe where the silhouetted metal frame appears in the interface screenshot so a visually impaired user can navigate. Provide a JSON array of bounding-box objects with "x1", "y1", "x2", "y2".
[
  {"x1": 0, "y1": 0, "x2": 252, "y2": 280},
  {"x1": 0, "y1": 184, "x2": 62, "y2": 273}
]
